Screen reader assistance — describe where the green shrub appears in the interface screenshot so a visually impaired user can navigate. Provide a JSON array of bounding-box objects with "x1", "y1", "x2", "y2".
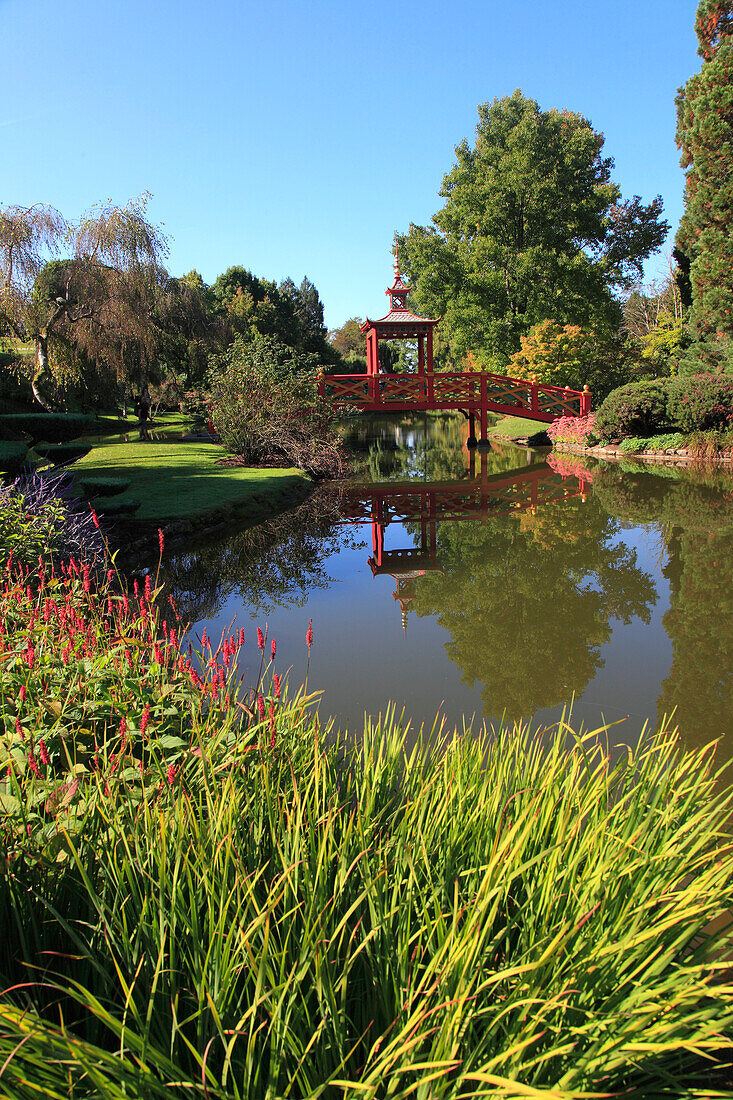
[
  {"x1": 92, "y1": 496, "x2": 140, "y2": 516},
  {"x1": 594, "y1": 380, "x2": 671, "y2": 440},
  {"x1": 667, "y1": 373, "x2": 733, "y2": 432},
  {"x1": 0, "y1": 473, "x2": 105, "y2": 567},
  {"x1": 0, "y1": 412, "x2": 96, "y2": 443},
  {"x1": 618, "y1": 436, "x2": 645, "y2": 454},
  {"x1": 208, "y1": 334, "x2": 345, "y2": 479},
  {"x1": 0, "y1": 441, "x2": 31, "y2": 475},
  {"x1": 33, "y1": 441, "x2": 92, "y2": 465},
  {"x1": 76, "y1": 476, "x2": 131, "y2": 498},
  {"x1": 644, "y1": 432, "x2": 687, "y2": 451}
]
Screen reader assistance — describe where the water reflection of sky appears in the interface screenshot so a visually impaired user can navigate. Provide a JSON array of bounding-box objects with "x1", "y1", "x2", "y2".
[{"x1": 173, "y1": 415, "x2": 733, "y2": 755}]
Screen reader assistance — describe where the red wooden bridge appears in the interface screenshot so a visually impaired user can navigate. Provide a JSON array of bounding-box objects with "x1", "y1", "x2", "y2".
[
  {"x1": 319, "y1": 254, "x2": 591, "y2": 440},
  {"x1": 318, "y1": 369, "x2": 591, "y2": 438}
]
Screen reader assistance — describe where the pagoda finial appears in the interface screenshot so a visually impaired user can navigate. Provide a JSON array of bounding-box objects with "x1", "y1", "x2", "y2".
[{"x1": 393, "y1": 240, "x2": 400, "y2": 278}]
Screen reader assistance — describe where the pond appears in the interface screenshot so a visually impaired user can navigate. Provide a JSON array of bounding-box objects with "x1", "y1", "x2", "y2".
[{"x1": 162, "y1": 414, "x2": 733, "y2": 754}]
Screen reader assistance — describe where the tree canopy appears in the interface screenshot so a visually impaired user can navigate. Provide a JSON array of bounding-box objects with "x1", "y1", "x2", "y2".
[
  {"x1": 0, "y1": 195, "x2": 169, "y2": 407},
  {"x1": 398, "y1": 91, "x2": 668, "y2": 372}
]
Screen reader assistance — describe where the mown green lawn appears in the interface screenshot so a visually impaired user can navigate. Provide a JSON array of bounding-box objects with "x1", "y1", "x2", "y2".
[
  {"x1": 72, "y1": 441, "x2": 310, "y2": 521},
  {"x1": 489, "y1": 415, "x2": 551, "y2": 442}
]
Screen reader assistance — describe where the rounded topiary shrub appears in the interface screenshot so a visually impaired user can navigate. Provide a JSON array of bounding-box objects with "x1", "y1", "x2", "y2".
[
  {"x1": 594, "y1": 381, "x2": 671, "y2": 441},
  {"x1": 76, "y1": 476, "x2": 131, "y2": 499},
  {"x1": 666, "y1": 374, "x2": 733, "y2": 432},
  {"x1": 34, "y1": 442, "x2": 92, "y2": 466}
]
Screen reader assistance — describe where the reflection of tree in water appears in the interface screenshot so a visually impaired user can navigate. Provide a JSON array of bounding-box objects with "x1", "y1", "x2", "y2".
[
  {"x1": 407, "y1": 491, "x2": 656, "y2": 721},
  {"x1": 162, "y1": 487, "x2": 352, "y2": 624},
  {"x1": 592, "y1": 463, "x2": 733, "y2": 750}
]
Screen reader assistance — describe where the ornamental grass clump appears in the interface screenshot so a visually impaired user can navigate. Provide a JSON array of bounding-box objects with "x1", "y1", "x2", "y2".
[{"x1": 2, "y1": 549, "x2": 733, "y2": 1099}]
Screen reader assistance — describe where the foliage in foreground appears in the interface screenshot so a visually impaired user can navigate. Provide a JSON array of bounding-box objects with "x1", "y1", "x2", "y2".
[
  {"x1": 1, "y1": 550, "x2": 733, "y2": 1096},
  {"x1": 0, "y1": 472, "x2": 105, "y2": 568}
]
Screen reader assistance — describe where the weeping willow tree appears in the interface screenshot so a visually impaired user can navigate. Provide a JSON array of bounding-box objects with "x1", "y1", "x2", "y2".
[{"x1": 0, "y1": 194, "x2": 169, "y2": 407}]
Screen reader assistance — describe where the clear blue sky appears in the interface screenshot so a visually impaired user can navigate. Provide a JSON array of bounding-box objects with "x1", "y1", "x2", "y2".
[{"x1": 2, "y1": 0, "x2": 699, "y2": 329}]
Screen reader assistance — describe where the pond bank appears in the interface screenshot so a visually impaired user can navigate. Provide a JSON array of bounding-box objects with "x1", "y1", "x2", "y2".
[
  {"x1": 70, "y1": 440, "x2": 313, "y2": 552},
  {"x1": 555, "y1": 440, "x2": 733, "y2": 465}
]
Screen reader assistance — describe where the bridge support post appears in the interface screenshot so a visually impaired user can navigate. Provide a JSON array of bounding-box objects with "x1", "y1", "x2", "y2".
[
  {"x1": 478, "y1": 374, "x2": 490, "y2": 445},
  {"x1": 466, "y1": 410, "x2": 477, "y2": 447}
]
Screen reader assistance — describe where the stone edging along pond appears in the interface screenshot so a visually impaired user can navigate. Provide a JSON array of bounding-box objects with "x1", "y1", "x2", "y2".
[{"x1": 553, "y1": 442, "x2": 733, "y2": 466}]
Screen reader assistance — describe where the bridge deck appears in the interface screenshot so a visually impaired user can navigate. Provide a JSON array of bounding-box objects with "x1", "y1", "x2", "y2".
[{"x1": 318, "y1": 371, "x2": 590, "y2": 425}]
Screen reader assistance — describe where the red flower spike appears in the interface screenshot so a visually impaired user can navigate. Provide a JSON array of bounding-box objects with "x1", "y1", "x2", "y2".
[
  {"x1": 273, "y1": 673, "x2": 281, "y2": 699},
  {"x1": 271, "y1": 639, "x2": 276, "y2": 661},
  {"x1": 140, "y1": 704, "x2": 150, "y2": 737},
  {"x1": 39, "y1": 739, "x2": 49, "y2": 765},
  {"x1": 257, "y1": 693, "x2": 265, "y2": 720},
  {"x1": 306, "y1": 619, "x2": 313, "y2": 649},
  {"x1": 15, "y1": 717, "x2": 24, "y2": 740},
  {"x1": 166, "y1": 763, "x2": 177, "y2": 786},
  {"x1": 19, "y1": 685, "x2": 26, "y2": 704},
  {"x1": 145, "y1": 574, "x2": 152, "y2": 601},
  {"x1": 158, "y1": 528, "x2": 165, "y2": 554},
  {"x1": 257, "y1": 627, "x2": 264, "y2": 651},
  {"x1": 27, "y1": 750, "x2": 40, "y2": 778},
  {"x1": 90, "y1": 507, "x2": 99, "y2": 529}
]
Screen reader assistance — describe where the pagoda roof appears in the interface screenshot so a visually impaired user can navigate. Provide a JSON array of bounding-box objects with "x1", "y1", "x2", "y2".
[{"x1": 360, "y1": 308, "x2": 439, "y2": 331}]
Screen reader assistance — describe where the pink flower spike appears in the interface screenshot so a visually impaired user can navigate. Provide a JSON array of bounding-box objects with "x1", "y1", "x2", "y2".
[
  {"x1": 39, "y1": 739, "x2": 49, "y2": 765},
  {"x1": 19, "y1": 685, "x2": 26, "y2": 704},
  {"x1": 27, "y1": 750, "x2": 40, "y2": 778},
  {"x1": 306, "y1": 619, "x2": 313, "y2": 649},
  {"x1": 90, "y1": 507, "x2": 99, "y2": 529},
  {"x1": 158, "y1": 528, "x2": 165, "y2": 554},
  {"x1": 15, "y1": 717, "x2": 24, "y2": 740},
  {"x1": 257, "y1": 627, "x2": 264, "y2": 651},
  {"x1": 271, "y1": 638, "x2": 276, "y2": 661},
  {"x1": 166, "y1": 763, "x2": 177, "y2": 786},
  {"x1": 257, "y1": 693, "x2": 265, "y2": 720},
  {"x1": 273, "y1": 673, "x2": 281, "y2": 699},
  {"x1": 145, "y1": 574, "x2": 152, "y2": 601}
]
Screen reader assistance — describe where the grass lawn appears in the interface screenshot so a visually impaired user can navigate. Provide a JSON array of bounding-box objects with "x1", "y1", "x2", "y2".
[
  {"x1": 72, "y1": 441, "x2": 310, "y2": 522},
  {"x1": 489, "y1": 415, "x2": 551, "y2": 442}
]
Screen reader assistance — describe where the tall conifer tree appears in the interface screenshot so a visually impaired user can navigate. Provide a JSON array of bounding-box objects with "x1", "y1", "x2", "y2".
[{"x1": 676, "y1": 0, "x2": 733, "y2": 365}]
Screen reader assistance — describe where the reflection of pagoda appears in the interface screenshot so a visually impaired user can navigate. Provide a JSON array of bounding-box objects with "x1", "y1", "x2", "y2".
[
  {"x1": 342, "y1": 460, "x2": 591, "y2": 634},
  {"x1": 368, "y1": 538, "x2": 444, "y2": 635}
]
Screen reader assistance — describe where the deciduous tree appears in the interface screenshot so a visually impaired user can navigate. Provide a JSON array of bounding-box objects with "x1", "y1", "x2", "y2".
[
  {"x1": 398, "y1": 92, "x2": 668, "y2": 371},
  {"x1": 0, "y1": 195, "x2": 168, "y2": 407}
]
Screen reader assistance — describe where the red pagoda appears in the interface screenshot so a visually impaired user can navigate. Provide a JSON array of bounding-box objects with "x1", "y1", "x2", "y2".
[{"x1": 359, "y1": 249, "x2": 439, "y2": 378}]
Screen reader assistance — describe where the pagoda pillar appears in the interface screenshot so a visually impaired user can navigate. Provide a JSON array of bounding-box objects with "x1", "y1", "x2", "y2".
[{"x1": 417, "y1": 335, "x2": 425, "y2": 375}]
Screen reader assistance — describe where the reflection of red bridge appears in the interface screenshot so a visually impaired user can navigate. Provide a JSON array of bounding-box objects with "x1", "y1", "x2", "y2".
[{"x1": 341, "y1": 462, "x2": 590, "y2": 631}]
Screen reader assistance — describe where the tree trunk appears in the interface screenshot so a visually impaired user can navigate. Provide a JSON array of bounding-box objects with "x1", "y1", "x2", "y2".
[{"x1": 31, "y1": 335, "x2": 55, "y2": 410}]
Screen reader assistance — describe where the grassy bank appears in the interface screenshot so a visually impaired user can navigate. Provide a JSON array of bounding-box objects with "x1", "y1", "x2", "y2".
[
  {"x1": 488, "y1": 415, "x2": 551, "y2": 444},
  {"x1": 2, "y1": 518, "x2": 733, "y2": 1096},
  {"x1": 71, "y1": 440, "x2": 311, "y2": 522}
]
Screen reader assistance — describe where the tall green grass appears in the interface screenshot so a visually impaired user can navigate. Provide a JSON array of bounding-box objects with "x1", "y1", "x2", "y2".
[
  {"x1": 2, "y1": 709, "x2": 733, "y2": 1097},
  {"x1": 2, "y1": 541, "x2": 733, "y2": 1096}
]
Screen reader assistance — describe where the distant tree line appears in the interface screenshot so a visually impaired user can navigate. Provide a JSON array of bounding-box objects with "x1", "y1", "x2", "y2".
[{"x1": 0, "y1": 196, "x2": 341, "y2": 414}]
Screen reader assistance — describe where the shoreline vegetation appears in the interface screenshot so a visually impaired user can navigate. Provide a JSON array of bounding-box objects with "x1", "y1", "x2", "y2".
[{"x1": 2, "y1": 467, "x2": 733, "y2": 1096}]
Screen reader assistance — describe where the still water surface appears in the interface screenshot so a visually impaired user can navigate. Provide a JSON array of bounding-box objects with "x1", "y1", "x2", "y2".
[{"x1": 165, "y1": 415, "x2": 733, "y2": 753}]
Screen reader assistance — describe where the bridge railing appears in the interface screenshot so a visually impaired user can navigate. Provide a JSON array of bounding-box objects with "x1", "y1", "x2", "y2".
[{"x1": 318, "y1": 371, "x2": 590, "y2": 419}]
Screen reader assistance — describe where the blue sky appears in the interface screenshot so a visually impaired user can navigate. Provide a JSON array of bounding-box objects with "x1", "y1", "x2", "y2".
[{"x1": 2, "y1": 0, "x2": 699, "y2": 329}]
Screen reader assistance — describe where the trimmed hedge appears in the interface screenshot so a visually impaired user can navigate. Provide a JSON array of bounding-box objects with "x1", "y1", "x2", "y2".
[
  {"x1": 0, "y1": 413, "x2": 96, "y2": 443},
  {"x1": 76, "y1": 476, "x2": 131, "y2": 499},
  {"x1": 0, "y1": 441, "x2": 31, "y2": 475},
  {"x1": 33, "y1": 442, "x2": 92, "y2": 466}
]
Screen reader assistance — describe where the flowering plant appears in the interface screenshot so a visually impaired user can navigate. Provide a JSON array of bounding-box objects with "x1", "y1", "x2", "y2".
[{"x1": 546, "y1": 413, "x2": 597, "y2": 445}]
